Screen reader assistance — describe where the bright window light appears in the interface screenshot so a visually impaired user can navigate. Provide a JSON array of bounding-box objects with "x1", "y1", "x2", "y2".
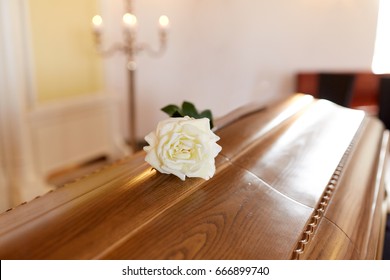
[{"x1": 372, "y1": 0, "x2": 390, "y2": 74}]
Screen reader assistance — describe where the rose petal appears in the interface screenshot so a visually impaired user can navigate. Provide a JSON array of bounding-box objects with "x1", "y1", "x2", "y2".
[{"x1": 143, "y1": 116, "x2": 221, "y2": 181}]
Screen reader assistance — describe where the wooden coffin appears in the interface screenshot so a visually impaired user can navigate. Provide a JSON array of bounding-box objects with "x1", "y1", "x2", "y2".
[{"x1": 0, "y1": 94, "x2": 388, "y2": 260}]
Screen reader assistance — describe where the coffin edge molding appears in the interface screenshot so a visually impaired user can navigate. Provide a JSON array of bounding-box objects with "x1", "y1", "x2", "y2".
[{"x1": 291, "y1": 120, "x2": 362, "y2": 259}]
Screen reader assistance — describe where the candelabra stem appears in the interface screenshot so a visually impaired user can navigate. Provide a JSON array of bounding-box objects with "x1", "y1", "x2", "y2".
[
  {"x1": 128, "y1": 62, "x2": 137, "y2": 152},
  {"x1": 91, "y1": 0, "x2": 168, "y2": 153}
]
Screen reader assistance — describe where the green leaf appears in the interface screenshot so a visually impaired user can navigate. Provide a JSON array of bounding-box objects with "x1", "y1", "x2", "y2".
[
  {"x1": 161, "y1": 101, "x2": 214, "y2": 128},
  {"x1": 181, "y1": 101, "x2": 199, "y2": 118},
  {"x1": 199, "y1": 109, "x2": 214, "y2": 129},
  {"x1": 171, "y1": 110, "x2": 184, "y2": 118},
  {"x1": 161, "y1": 104, "x2": 181, "y2": 117}
]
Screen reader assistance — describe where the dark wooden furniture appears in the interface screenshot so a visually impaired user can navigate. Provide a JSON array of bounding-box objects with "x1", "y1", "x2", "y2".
[
  {"x1": 296, "y1": 72, "x2": 380, "y2": 113},
  {"x1": 317, "y1": 73, "x2": 355, "y2": 107},
  {"x1": 378, "y1": 77, "x2": 390, "y2": 130},
  {"x1": 0, "y1": 94, "x2": 388, "y2": 259}
]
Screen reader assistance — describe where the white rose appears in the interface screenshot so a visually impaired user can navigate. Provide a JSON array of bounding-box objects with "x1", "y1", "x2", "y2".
[{"x1": 143, "y1": 116, "x2": 222, "y2": 181}]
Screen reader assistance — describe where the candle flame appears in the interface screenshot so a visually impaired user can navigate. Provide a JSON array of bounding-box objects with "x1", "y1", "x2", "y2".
[
  {"x1": 92, "y1": 15, "x2": 102, "y2": 26},
  {"x1": 159, "y1": 15, "x2": 169, "y2": 28},
  {"x1": 123, "y1": 13, "x2": 137, "y2": 26}
]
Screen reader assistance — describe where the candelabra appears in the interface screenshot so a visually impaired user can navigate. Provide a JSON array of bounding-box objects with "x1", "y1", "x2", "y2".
[{"x1": 91, "y1": 1, "x2": 169, "y2": 152}]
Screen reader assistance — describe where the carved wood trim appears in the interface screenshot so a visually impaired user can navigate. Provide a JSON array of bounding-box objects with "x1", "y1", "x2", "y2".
[{"x1": 290, "y1": 118, "x2": 365, "y2": 260}]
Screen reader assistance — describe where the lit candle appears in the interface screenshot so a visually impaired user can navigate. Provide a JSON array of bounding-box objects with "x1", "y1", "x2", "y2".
[
  {"x1": 123, "y1": 13, "x2": 137, "y2": 34},
  {"x1": 92, "y1": 15, "x2": 103, "y2": 33},
  {"x1": 159, "y1": 15, "x2": 170, "y2": 31}
]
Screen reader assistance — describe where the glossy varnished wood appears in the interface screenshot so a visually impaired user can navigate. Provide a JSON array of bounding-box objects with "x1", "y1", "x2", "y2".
[
  {"x1": 297, "y1": 218, "x2": 360, "y2": 260},
  {"x1": 321, "y1": 121, "x2": 389, "y2": 259},
  {"x1": 0, "y1": 94, "x2": 387, "y2": 259},
  {"x1": 221, "y1": 99, "x2": 365, "y2": 208},
  {"x1": 99, "y1": 163, "x2": 313, "y2": 259}
]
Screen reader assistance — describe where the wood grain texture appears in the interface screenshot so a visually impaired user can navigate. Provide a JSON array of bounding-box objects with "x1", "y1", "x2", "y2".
[
  {"x1": 0, "y1": 94, "x2": 387, "y2": 260},
  {"x1": 297, "y1": 217, "x2": 360, "y2": 260},
  {"x1": 99, "y1": 163, "x2": 312, "y2": 259},
  {"x1": 323, "y1": 118, "x2": 388, "y2": 259},
  {"x1": 222, "y1": 99, "x2": 365, "y2": 208}
]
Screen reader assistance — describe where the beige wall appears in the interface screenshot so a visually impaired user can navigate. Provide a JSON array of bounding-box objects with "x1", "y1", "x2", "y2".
[
  {"x1": 123, "y1": 0, "x2": 379, "y2": 138},
  {"x1": 26, "y1": 0, "x2": 380, "y2": 138},
  {"x1": 29, "y1": 0, "x2": 103, "y2": 102}
]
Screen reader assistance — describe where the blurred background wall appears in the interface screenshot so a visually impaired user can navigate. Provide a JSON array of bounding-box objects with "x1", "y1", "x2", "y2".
[
  {"x1": 0, "y1": 0, "x2": 380, "y2": 210},
  {"x1": 130, "y1": 0, "x2": 379, "y2": 137}
]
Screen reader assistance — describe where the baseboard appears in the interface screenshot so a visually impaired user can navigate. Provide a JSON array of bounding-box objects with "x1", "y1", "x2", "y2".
[{"x1": 28, "y1": 94, "x2": 128, "y2": 178}]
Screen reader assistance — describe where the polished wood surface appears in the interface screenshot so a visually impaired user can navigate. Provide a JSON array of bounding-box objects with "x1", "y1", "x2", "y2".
[{"x1": 0, "y1": 94, "x2": 388, "y2": 259}]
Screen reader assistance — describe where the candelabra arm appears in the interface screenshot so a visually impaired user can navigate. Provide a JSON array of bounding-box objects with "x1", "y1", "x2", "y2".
[
  {"x1": 95, "y1": 42, "x2": 127, "y2": 57},
  {"x1": 136, "y1": 32, "x2": 168, "y2": 58},
  {"x1": 136, "y1": 43, "x2": 165, "y2": 58}
]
